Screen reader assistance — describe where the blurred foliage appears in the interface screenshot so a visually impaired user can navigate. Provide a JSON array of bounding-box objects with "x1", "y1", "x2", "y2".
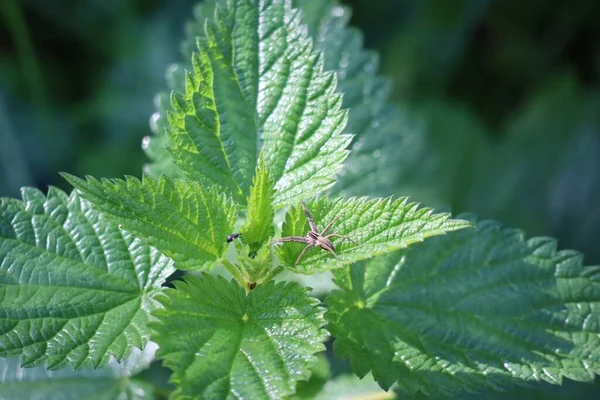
[{"x1": 1, "y1": 0, "x2": 600, "y2": 398}]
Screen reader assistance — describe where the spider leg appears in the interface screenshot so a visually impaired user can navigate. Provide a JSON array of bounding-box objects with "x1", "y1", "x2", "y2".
[
  {"x1": 295, "y1": 244, "x2": 314, "y2": 265},
  {"x1": 320, "y1": 213, "x2": 343, "y2": 235},
  {"x1": 325, "y1": 246, "x2": 338, "y2": 258},
  {"x1": 271, "y1": 236, "x2": 311, "y2": 245},
  {"x1": 325, "y1": 233, "x2": 358, "y2": 245},
  {"x1": 300, "y1": 201, "x2": 319, "y2": 233}
]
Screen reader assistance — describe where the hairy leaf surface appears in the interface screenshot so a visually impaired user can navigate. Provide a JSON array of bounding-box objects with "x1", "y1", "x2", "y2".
[
  {"x1": 63, "y1": 174, "x2": 236, "y2": 270},
  {"x1": 153, "y1": 274, "x2": 327, "y2": 399},
  {"x1": 326, "y1": 215, "x2": 600, "y2": 397},
  {"x1": 0, "y1": 343, "x2": 157, "y2": 400},
  {"x1": 241, "y1": 155, "x2": 275, "y2": 252},
  {"x1": 275, "y1": 197, "x2": 471, "y2": 274},
  {"x1": 0, "y1": 188, "x2": 174, "y2": 369},
  {"x1": 146, "y1": 0, "x2": 351, "y2": 206}
]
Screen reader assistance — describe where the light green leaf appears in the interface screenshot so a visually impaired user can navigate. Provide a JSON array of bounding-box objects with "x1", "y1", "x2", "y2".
[
  {"x1": 0, "y1": 188, "x2": 174, "y2": 369},
  {"x1": 311, "y1": 373, "x2": 395, "y2": 400},
  {"x1": 0, "y1": 343, "x2": 157, "y2": 400},
  {"x1": 146, "y1": 0, "x2": 352, "y2": 207},
  {"x1": 235, "y1": 242, "x2": 272, "y2": 284},
  {"x1": 274, "y1": 197, "x2": 471, "y2": 274},
  {"x1": 62, "y1": 174, "x2": 236, "y2": 271},
  {"x1": 326, "y1": 215, "x2": 600, "y2": 397},
  {"x1": 152, "y1": 274, "x2": 327, "y2": 399},
  {"x1": 241, "y1": 155, "x2": 275, "y2": 252}
]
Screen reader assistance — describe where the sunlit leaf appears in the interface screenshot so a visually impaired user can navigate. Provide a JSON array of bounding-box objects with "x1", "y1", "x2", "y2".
[
  {"x1": 152, "y1": 274, "x2": 327, "y2": 399},
  {"x1": 146, "y1": 0, "x2": 351, "y2": 207},
  {"x1": 63, "y1": 174, "x2": 236, "y2": 271},
  {"x1": 275, "y1": 196, "x2": 471, "y2": 274},
  {"x1": 327, "y1": 215, "x2": 600, "y2": 396},
  {"x1": 0, "y1": 188, "x2": 174, "y2": 369}
]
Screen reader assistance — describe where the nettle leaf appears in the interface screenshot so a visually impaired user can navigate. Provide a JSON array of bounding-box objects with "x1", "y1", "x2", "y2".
[
  {"x1": 310, "y1": 373, "x2": 395, "y2": 400},
  {"x1": 0, "y1": 188, "x2": 174, "y2": 369},
  {"x1": 326, "y1": 215, "x2": 600, "y2": 397},
  {"x1": 144, "y1": 90, "x2": 183, "y2": 180},
  {"x1": 241, "y1": 155, "x2": 275, "y2": 252},
  {"x1": 275, "y1": 197, "x2": 471, "y2": 274},
  {"x1": 153, "y1": 274, "x2": 327, "y2": 399},
  {"x1": 147, "y1": 0, "x2": 351, "y2": 207},
  {"x1": 295, "y1": 0, "x2": 402, "y2": 197},
  {"x1": 292, "y1": 354, "x2": 331, "y2": 399},
  {"x1": 0, "y1": 343, "x2": 157, "y2": 400},
  {"x1": 63, "y1": 174, "x2": 236, "y2": 271}
]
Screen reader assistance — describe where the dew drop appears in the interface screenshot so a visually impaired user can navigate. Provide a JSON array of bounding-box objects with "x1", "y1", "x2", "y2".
[
  {"x1": 332, "y1": 6, "x2": 345, "y2": 17},
  {"x1": 149, "y1": 112, "x2": 160, "y2": 133},
  {"x1": 141, "y1": 136, "x2": 151, "y2": 150}
]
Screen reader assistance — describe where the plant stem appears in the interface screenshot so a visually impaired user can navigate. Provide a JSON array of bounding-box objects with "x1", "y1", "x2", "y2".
[
  {"x1": 260, "y1": 265, "x2": 284, "y2": 286},
  {"x1": 221, "y1": 259, "x2": 248, "y2": 291}
]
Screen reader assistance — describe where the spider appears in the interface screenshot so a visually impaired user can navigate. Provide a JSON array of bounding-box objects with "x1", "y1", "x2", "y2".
[{"x1": 272, "y1": 202, "x2": 357, "y2": 265}]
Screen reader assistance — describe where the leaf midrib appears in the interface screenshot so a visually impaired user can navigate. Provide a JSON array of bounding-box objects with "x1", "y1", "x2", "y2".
[
  {"x1": 0, "y1": 237, "x2": 139, "y2": 292},
  {"x1": 0, "y1": 291, "x2": 142, "y2": 319}
]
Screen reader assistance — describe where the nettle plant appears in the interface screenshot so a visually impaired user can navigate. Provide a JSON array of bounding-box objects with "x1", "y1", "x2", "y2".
[{"x1": 1, "y1": 0, "x2": 600, "y2": 399}]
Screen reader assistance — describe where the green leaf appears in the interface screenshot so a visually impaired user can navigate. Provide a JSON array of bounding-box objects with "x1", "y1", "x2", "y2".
[
  {"x1": 293, "y1": 0, "x2": 404, "y2": 197},
  {"x1": 388, "y1": 99, "x2": 490, "y2": 210},
  {"x1": 275, "y1": 197, "x2": 471, "y2": 274},
  {"x1": 467, "y1": 74, "x2": 600, "y2": 263},
  {"x1": 236, "y1": 241, "x2": 272, "y2": 284},
  {"x1": 147, "y1": 0, "x2": 352, "y2": 207},
  {"x1": 144, "y1": 90, "x2": 183, "y2": 180},
  {"x1": 448, "y1": 378, "x2": 600, "y2": 400},
  {"x1": 152, "y1": 274, "x2": 327, "y2": 399},
  {"x1": 0, "y1": 188, "x2": 174, "y2": 369},
  {"x1": 62, "y1": 174, "x2": 236, "y2": 271},
  {"x1": 311, "y1": 373, "x2": 395, "y2": 400},
  {"x1": 241, "y1": 155, "x2": 275, "y2": 252},
  {"x1": 143, "y1": 5, "x2": 212, "y2": 181},
  {"x1": 292, "y1": 354, "x2": 331, "y2": 399},
  {"x1": 0, "y1": 343, "x2": 157, "y2": 400},
  {"x1": 326, "y1": 215, "x2": 600, "y2": 397}
]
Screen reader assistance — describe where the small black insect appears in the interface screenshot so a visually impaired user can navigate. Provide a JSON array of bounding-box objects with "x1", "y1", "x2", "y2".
[{"x1": 227, "y1": 232, "x2": 243, "y2": 243}]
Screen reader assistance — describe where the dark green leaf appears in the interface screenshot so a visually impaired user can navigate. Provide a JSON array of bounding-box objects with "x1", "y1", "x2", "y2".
[
  {"x1": 294, "y1": 0, "x2": 404, "y2": 197},
  {"x1": 327, "y1": 215, "x2": 600, "y2": 396}
]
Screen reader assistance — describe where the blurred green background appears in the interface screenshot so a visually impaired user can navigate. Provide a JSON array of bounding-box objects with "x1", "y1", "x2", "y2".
[{"x1": 1, "y1": 0, "x2": 600, "y2": 398}]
